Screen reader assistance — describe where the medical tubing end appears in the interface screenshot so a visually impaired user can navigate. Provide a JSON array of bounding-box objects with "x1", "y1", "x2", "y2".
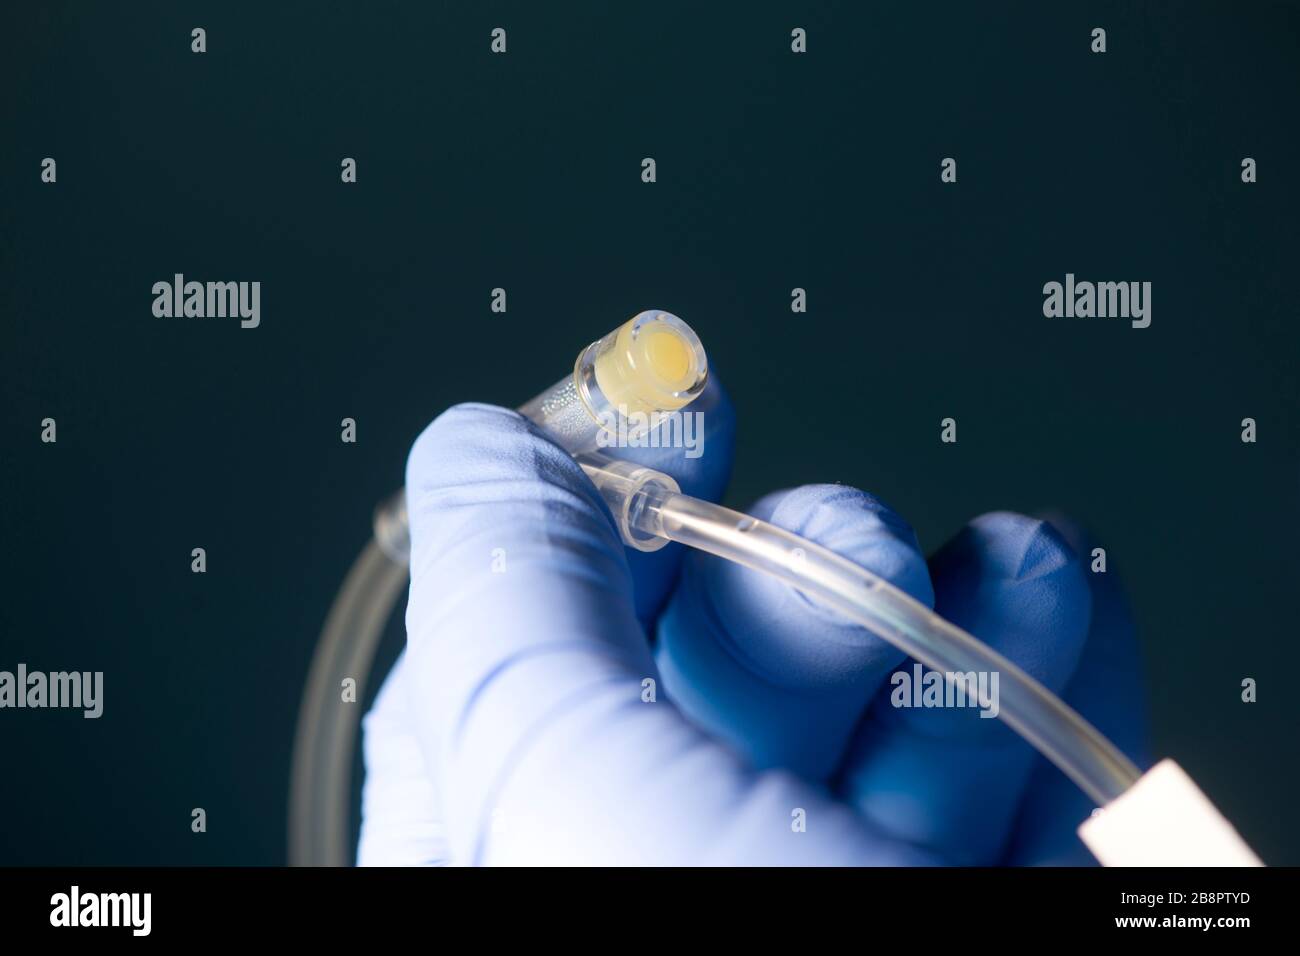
[
  {"x1": 577, "y1": 309, "x2": 708, "y2": 421},
  {"x1": 518, "y1": 310, "x2": 708, "y2": 453},
  {"x1": 375, "y1": 311, "x2": 708, "y2": 564}
]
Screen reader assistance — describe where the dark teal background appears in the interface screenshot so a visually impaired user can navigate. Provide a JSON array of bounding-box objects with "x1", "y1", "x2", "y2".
[{"x1": 2, "y1": 1, "x2": 1297, "y2": 864}]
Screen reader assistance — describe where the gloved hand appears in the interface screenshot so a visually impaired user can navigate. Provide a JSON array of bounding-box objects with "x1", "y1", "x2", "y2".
[{"x1": 358, "y1": 378, "x2": 1148, "y2": 865}]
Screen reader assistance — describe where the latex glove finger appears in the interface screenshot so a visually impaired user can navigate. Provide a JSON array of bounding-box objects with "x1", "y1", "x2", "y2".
[
  {"x1": 655, "y1": 484, "x2": 933, "y2": 780},
  {"x1": 837, "y1": 512, "x2": 1092, "y2": 864}
]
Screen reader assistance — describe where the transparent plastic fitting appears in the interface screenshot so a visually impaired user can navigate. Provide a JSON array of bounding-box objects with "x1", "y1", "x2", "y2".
[{"x1": 517, "y1": 310, "x2": 708, "y2": 454}]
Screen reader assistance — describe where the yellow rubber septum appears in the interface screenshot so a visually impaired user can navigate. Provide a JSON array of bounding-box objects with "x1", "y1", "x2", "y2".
[
  {"x1": 594, "y1": 317, "x2": 700, "y2": 417},
  {"x1": 643, "y1": 330, "x2": 692, "y2": 385}
]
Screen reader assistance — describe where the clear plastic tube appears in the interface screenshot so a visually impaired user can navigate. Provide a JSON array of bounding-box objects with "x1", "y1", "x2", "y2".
[
  {"x1": 290, "y1": 538, "x2": 409, "y2": 866},
  {"x1": 628, "y1": 487, "x2": 1142, "y2": 806}
]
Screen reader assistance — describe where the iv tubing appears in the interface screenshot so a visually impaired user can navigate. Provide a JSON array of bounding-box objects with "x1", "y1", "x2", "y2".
[{"x1": 289, "y1": 538, "x2": 408, "y2": 866}]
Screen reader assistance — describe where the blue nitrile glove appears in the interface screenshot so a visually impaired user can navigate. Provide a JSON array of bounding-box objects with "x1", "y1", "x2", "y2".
[{"x1": 358, "y1": 379, "x2": 1148, "y2": 865}]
